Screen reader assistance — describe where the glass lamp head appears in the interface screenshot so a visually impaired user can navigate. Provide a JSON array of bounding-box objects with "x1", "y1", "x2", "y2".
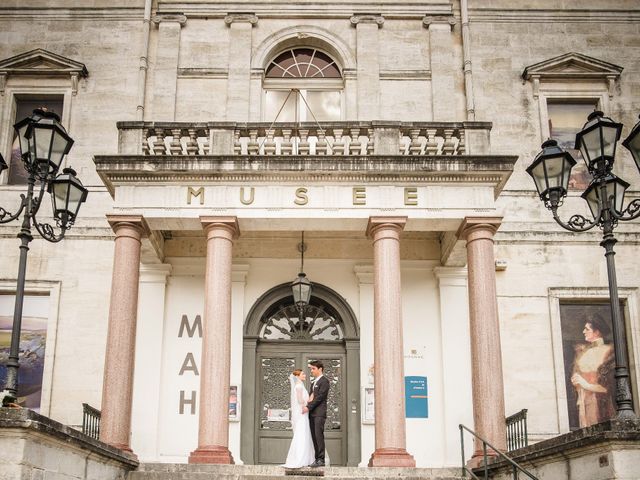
[
  {"x1": 574, "y1": 111, "x2": 622, "y2": 174},
  {"x1": 526, "y1": 139, "x2": 576, "y2": 209},
  {"x1": 47, "y1": 167, "x2": 88, "y2": 227}
]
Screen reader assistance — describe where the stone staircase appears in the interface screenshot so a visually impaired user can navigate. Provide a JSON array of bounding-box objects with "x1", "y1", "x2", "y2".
[{"x1": 129, "y1": 464, "x2": 464, "y2": 480}]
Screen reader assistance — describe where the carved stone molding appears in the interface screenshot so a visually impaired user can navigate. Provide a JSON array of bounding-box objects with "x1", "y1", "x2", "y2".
[
  {"x1": 224, "y1": 13, "x2": 258, "y2": 26},
  {"x1": 422, "y1": 15, "x2": 456, "y2": 31},
  {"x1": 152, "y1": 13, "x2": 187, "y2": 26},
  {"x1": 522, "y1": 52, "x2": 623, "y2": 99},
  {"x1": 0, "y1": 48, "x2": 88, "y2": 95},
  {"x1": 350, "y1": 14, "x2": 384, "y2": 27}
]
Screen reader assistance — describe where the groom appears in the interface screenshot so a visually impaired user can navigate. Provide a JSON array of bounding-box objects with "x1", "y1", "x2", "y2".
[{"x1": 304, "y1": 360, "x2": 329, "y2": 467}]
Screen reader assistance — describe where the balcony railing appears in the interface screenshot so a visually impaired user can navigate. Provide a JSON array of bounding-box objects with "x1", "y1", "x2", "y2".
[
  {"x1": 505, "y1": 408, "x2": 528, "y2": 452},
  {"x1": 82, "y1": 403, "x2": 101, "y2": 440},
  {"x1": 117, "y1": 121, "x2": 492, "y2": 157}
]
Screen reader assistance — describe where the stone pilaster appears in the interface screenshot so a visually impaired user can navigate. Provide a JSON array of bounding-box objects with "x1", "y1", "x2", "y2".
[
  {"x1": 189, "y1": 216, "x2": 239, "y2": 464},
  {"x1": 366, "y1": 217, "x2": 415, "y2": 467},
  {"x1": 433, "y1": 266, "x2": 473, "y2": 466},
  {"x1": 130, "y1": 263, "x2": 172, "y2": 460},
  {"x1": 351, "y1": 15, "x2": 384, "y2": 120},
  {"x1": 151, "y1": 14, "x2": 186, "y2": 121},
  {"x1": 423, "y1": 15, "x2": 457, "y2": 121},
  {"x1": 225, "y1": 14, "x2": 258, "y2": 122},
  {"x1": 457, "y1": 217, "x2": 506, "y2": 458},
  {"x1": 100, "y1": 215, "x2": 150, "y2": 454},
  {"x1": 354, "y1": 265, "x2": 374, "y2": 465}
]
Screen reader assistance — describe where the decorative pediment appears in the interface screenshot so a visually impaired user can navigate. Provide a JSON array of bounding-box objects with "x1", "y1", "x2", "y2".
[
  {"x1": 522, "y1": 52, "x2": 622, "y2": 98},
  {"x1": 0, "y1": 49, "x2": 88, "y2": 94},
  {"x1": 523, "y1": 52, "x2": 622, "y2": 81}
]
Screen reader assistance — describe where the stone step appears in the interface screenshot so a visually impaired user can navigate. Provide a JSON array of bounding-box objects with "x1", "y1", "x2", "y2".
[{"x1": 129, "y1": 464, "x2": 463, "y2": 480}]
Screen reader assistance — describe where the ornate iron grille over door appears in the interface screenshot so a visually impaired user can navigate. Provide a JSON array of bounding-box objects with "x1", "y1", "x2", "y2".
[{"x1": 256, "y1": 303, "x2": 347, "y2": 465}]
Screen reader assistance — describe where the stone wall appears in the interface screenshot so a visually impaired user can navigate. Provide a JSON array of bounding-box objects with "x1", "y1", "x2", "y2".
[{"x1": 0, "y1": 408, "x2": 138, "y2": 480}]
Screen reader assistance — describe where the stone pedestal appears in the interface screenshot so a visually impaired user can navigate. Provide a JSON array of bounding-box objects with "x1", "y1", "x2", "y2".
[
  {"x1": 366, "y1": 217, "x2": 415, "y2": 467},
  {"x1": 100, "y1": 215, "x2": 149, "y2": 454},
  {"x1": 457, "y1": 217, "x2": 506, "y2": 458},
  {"x1": 189, "y1": 216, "x2": 239, "y2": 464}
]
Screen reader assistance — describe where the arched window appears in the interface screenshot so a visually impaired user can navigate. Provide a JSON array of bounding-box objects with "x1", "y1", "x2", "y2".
[{"x1": 264, "y1": 47, "x2": 343, "y2": 122}]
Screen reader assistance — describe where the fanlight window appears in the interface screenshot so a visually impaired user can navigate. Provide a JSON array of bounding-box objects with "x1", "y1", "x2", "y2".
[
  {"x1": 266, "y1": 48, "x2": 341, "y2": 79},
  {"x1": 260, "y1": 303, "x2": 344, "y2": 341},
  {"x1": 264, "y1": 48, "x2": 343, "y2": 122}
]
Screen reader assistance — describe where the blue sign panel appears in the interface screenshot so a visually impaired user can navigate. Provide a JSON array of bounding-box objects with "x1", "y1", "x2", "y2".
[{"x1": 405, "y1": 376, "x2": 428, "y2": 418}]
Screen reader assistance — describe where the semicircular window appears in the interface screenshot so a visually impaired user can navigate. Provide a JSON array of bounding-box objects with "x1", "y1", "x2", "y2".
[
  {"x1": 266, "y1": 48, "x2": 341, "y2": 79},
  {"x1": 260, "y1": 303, "x2": 344, "y2": 341}
]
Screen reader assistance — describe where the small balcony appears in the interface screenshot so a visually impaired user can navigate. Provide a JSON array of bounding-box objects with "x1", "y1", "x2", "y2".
[{"x1": 116, "y1": 121, "x2": 493, "y2": 157}]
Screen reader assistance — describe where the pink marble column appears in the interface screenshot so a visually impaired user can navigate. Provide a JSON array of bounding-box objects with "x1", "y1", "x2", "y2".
[
  {"x1": 457, "y1": 217, "x2": 507, "y2": 458},
  {"x1": 366, "y1": 217, "x2": 416, "y2": 467},
  {"x1": 189, "y1": 216, "x2": 239, "y2": 464},
  {"x1": 100, "y1": 215, "x2": 149, "y2": 454}
]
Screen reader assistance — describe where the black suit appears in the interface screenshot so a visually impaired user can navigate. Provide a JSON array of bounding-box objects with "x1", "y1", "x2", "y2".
[{"x1": 307, "y1": 375, "x2": 330, "y2": 462}]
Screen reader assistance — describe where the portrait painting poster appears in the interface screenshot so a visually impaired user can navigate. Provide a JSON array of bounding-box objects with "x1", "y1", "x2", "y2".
[
  {"x1": 0, "y1": 294, "x2": 49, "y2": 412},
  {"x1": 559, "y1": 302, "x2": 629, "y2": 430}
]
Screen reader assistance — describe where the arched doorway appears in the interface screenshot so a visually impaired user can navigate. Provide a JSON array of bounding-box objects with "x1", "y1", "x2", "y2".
[{"x1": 240, "y1": 282, "x2": 361, "y2": 466}]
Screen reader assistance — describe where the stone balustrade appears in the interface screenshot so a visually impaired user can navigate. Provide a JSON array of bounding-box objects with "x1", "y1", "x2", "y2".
[{"x1": 117, "y1": 121, "x2": 492, "y2": 156}]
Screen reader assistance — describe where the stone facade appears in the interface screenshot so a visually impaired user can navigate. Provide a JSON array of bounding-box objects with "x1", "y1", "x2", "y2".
[{"x1": 0, "y1": 0, "x2": 639, "y2": 471}]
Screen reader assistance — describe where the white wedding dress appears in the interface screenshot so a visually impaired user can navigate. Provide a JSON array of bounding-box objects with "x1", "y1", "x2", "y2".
[{"x1": 283, "y1": 375, "x2": 316, "y2": 468}]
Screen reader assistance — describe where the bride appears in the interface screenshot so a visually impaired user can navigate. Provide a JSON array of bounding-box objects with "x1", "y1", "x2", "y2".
[{"x1": 283, "y1": 369, "x2": 316, "y2": 468}]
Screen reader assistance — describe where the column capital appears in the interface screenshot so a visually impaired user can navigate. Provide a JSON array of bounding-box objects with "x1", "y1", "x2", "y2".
[
  {"x1": 366, "y1": 216, "x2": 407, "y2": 239},
  {"x1": 433, "y1": 266, "x2": 467, "y2": 287},
  {"x1": 354, "y1": 264, "x2": 374, "y2": 285},
  {"x1": 224, "y1": 13, "x2": 258, "y2": 26},
  {"x1": 106, "y1": 215, "x2": 150, "y2": 238},
  {"x1": 200, "y1": 216, "x2": 240, "y2": 240},
  {"x1": 456, "y1": 216, "x2": 502, "y2": 241},
  {"x1": 350, "y1": 14, "x2": 384, "y2": 27},
  {"x1": 232, "y1": 263, "x2": 250, "y2": 283},
  {"x1": 139, "y1": 263, "x2": 173, "y2": 283},
  {"x1": 152, "y1": 13, "x2": 187, "y2": 26},
  {"x1": 422, "y1": 15, "x2": 456, "y2": 31}
]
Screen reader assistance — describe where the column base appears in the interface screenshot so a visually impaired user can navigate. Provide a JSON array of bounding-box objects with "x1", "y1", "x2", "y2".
[
  {"x1": 104, "y1": 442, "x2": 138, "y2": 460},
  {"x1": 368, "y1": 448, "x2": 416, "y2": 467},
  {"x1": 189, "y1": 445, "x2": 235, "y2": 464},
  {"x1": 467, "y1": 449, "x2": 500, "y2": 469}
]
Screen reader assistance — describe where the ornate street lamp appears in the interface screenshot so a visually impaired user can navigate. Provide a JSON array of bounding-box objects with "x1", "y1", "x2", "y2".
[
  {"x1": 291, "y1": 232, "x2": 312, "y2": 316},
  {"x1": 528, "y1": 110, "x2": 640, "y2": 421},
  {"x1": 0, "y1": 109, "x2": 87, "y2": 407}
]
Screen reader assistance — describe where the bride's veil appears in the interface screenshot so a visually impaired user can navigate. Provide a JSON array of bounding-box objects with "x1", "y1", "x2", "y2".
[{"x1": 288, "y1": 373, "x2": 300, "y2": 427}]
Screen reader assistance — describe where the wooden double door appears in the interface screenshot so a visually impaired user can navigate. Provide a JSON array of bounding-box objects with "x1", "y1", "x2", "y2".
[{"x1": 255, "y1": 342, "x2": 347, "y2": 465}]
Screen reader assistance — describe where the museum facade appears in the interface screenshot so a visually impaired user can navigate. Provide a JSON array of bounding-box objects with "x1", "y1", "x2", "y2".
[{"x1": 0, "y1": 0, "x2": 639, "y2": 469}]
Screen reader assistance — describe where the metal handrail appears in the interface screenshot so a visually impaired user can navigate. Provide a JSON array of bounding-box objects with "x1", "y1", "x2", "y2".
[
  {"x1": 459, "y1": 424, "x2": 538, "y2": 480},
  {"x1": 506, "y1": 409, "x2": 528, "y2": 451},
  {"x1": 82, "y1": 403, "x2": 101, "y2": 440}
]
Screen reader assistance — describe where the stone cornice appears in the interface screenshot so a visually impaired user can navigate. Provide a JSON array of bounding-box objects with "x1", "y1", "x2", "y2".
[
  {"x1": 350, "y1": 14, "x2": 384, "y2": 27},
  {"x1": 94, "y1": 154, "x2": 516, "y2": 197},
  {"x1": 224, "y1": 13, "x2": 258, "y2": 26},
  {"x1": 156, "y1": 2, "x2": 452, "y2": 19},
  {"x1": 469, "y1": 8, "x2": 640, "y2": 23}
]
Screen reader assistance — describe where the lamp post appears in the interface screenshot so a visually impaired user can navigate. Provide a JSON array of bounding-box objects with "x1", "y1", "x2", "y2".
[
  {"x1": 0, "y1": 109, "x2": 87, "y2": 407},
  {"x1": 527, "y1": 111, "x2": 640, "y2": 420}
]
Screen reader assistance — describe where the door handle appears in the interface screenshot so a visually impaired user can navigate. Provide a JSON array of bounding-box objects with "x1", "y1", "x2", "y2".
[{"x1": 351, "y1": 398, "x2": 357, "y2": 414}]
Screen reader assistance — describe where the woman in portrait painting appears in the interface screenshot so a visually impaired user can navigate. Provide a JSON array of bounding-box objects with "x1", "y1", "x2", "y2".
[{"x1": 571, "y1": 315, "x2": 615, "y2": 427}]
